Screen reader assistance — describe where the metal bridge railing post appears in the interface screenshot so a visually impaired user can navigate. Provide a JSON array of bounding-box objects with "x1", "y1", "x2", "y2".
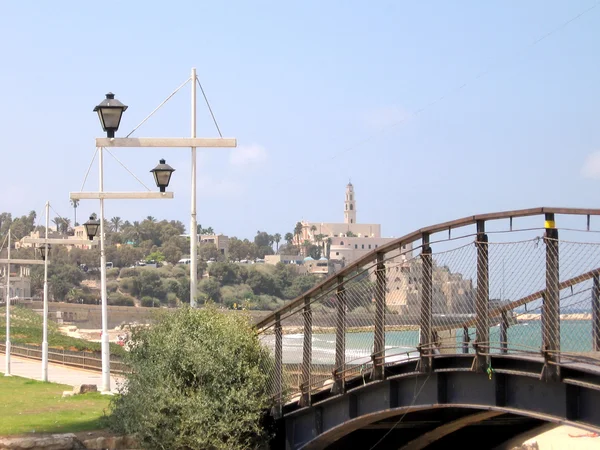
[
  {"x1": 542, "y1": 213, "x2": 560, "y2": 382},
  {"x1": 500, "y1": 310, "x2": 509, "y2": 354},
  {"x1": 462, "y1": 326, "x2": 470, "y2": 354},
  {"x1": 300, "y1": 297, "x2": 312, "y2": 407},
  {"x1": 274, "y1": 313, "x2": 283, "y2": 418},
  {"x1": 333, "y1": 276, "x2": 346, "y2": 394},
  {"x1": 372, "y1": 253, "x2": 387, "y2": 380},
  {"x1": 473, "y1": 220, "x2": 489, "y2": 373},
  {"x1": 593, "y1": 273, "x2": 600, "y2": 352},
  {"x1": 419, "y1": 234, "x2": 433, "y2": 373}
]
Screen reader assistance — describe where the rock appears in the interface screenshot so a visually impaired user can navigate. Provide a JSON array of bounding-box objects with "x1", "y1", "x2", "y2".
[
  {"x1": 72, "y1": 384, "x2": 97, "y2": 395},
  {"x1": 0, "y1": 433, "x2": 76, "y2": 450},
  {"x1": 61, "y1": 391, "x2": 74, "y2": 398}
]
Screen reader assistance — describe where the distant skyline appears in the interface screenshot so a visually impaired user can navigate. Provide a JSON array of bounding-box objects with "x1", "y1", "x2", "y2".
[{"x1": 1, "y1": 1, "x2": 599, "y2": 241}]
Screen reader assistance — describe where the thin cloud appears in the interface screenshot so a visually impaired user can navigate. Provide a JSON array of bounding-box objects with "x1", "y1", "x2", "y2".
[
  {"x1": 581, "y1": 151, "x2": 600, "y2": 179},
  {"x1": 229, "y1": 144, "x2": 267, "y2": 166}
]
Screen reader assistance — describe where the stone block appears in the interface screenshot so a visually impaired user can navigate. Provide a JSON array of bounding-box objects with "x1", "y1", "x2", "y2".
[{"x1": 72, "y1": 384, "x2": 97, "y2": 395}]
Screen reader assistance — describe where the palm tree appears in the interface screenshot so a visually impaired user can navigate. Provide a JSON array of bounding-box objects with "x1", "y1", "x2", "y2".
[
  {"x1": 146, "y1": 216, "x2": 157, "y2": 223},
  {"x1": 285, "y1": 232, "x2": 294, "y2": 245},
  {"x1": 302, "y1": 239, "x2": 311, "y2": 257},
  {"x1": 294, "y1": 222, "x2": 303, "y2": 247},
  {"x1": 58, "y1": 218, "x2": 70, "y2": 234},
  {"x1": 52, "y1": 217, "x2": 62, "y2": 232},
  {"x1": 273, "y1": 233, "x2": 281, "y2": 253},
  {"x1": 70, "y1": 199, "x2": 79, "y2": 226},
  {"x1": 310, "y1": 225, "x2": 317, "y2": 240},
  {"x1": 110, "y1": 217, "x2": 122, "y2": 233}
]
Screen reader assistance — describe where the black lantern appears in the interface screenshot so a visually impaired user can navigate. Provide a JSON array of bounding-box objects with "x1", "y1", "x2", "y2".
[
  {"x1": 93, "y1": 92, "x2": 128, "y2": 138},
  {"x1": 38, "y1": 244, "x2": 51, "y2": 261},
  {"x1": 83, "y1": 216, "x2": 100, "y2": 241},
  {"x1": 150, "y1": 159, "x2": 175, "y2": 192}
]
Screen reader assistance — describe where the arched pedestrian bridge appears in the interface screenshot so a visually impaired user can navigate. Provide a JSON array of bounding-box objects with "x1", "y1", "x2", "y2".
[{"x1": 256, "y1": 207, "x2": 600, "y2": 449}]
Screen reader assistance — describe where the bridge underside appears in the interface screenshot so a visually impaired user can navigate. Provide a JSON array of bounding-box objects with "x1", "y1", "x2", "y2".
[
  {"x1": 324, "y1": 408, "x2": 547, "y2": 450},
  {"x1": 277, "y1": 355, "x2": 600, "y2": 450}
]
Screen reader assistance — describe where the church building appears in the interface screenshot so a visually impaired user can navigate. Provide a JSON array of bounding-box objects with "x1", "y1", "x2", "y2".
[{"x1": 299, "y1": 182, "x2": 409, "y2": 266}]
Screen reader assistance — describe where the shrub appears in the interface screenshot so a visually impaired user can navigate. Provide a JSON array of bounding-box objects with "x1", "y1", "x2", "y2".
[
  {"x1": 108, "y1": 293, "x2": 135, "y2": 307},
  {"x1": 107, "y1": 307, "x2": 272, "y2": 449},
  {"x1": 119, "y1": 278, "x2": 138, "y2": 296},
  {"x1": 106, "y1": 281, "x2": 119, "y2": 293},
  {"x1": 119, "y1": 267, "x2": 138, "y2": 278},
  {"x1": 106, "y1": 268, "x2": 120, "y2": 279},
  {"x1": 166, "y1": 292, "x2": 179, "y2": 308},
  {"x1": 140, "y1": 296, "x2": 160, "y2": 308}
]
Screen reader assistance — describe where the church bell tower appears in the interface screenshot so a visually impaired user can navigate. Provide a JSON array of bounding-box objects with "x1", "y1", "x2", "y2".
[{"x1": 344, "y1": 182, "x2": 356, "y2": 224}]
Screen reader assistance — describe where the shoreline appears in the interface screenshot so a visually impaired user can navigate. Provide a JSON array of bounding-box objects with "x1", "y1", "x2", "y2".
[{"x1": 261, "y1": 315, "x2": 592, "y2": 336}]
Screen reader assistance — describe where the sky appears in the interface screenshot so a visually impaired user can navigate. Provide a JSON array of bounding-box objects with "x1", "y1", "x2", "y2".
[{"x1": 1, "y1": 0, "x2": 599, "y2": 241}]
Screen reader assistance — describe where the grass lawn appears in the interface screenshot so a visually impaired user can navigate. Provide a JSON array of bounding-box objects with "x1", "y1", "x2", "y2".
[
  {"x1": 0, "y1": 306, "x2": 125, "y2": 356},
  {"x1": 0, "y1": 375, "x2": 111, "y2": 435}
]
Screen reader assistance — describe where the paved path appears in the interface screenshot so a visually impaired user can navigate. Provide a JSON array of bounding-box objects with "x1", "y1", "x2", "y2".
[{"x1": 0, "y1": 353, "x2": 123, "y2": 392}]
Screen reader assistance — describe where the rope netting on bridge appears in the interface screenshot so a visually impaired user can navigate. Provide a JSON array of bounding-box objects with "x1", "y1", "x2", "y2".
[{"x1": 258, "y1": 219, "x2": 600, "y2": 406}]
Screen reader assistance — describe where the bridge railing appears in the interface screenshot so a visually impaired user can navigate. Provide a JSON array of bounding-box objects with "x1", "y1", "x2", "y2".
[
  {"x1": 0, "y1": 342, "x2": 127, "y2": 374},
  {"x1": 256, "y1": 207, "x2": 600, "y2": 412}
]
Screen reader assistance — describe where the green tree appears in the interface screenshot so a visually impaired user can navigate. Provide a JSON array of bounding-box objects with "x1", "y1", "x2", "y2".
[
  {"x1": 146, "y1": 250, "x2": 165, "y2": 263},
  {"x1": 199, "y1": 242, "x2": 220, "y2": 261},
  {"x1": 208, "y1": 262, "x2": 241, "y2": 285},
  {"x1": 198, "y1": 278, "x2": 221, "y2": 303},
  {"x1": 107, "y1": 307, "x2": 271, "y2": 449},
  {"x1": 246, "y1": 270, "x2": 277, "y2": 296}
]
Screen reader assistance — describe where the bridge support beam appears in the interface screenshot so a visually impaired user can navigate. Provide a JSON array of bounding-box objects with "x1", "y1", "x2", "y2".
[
  {"x1": 542, "y1": 213, "x2": 560, "y2": 382},
  {"x1": 333, "y1": 276, "x2": 346, "y2": 394},
  {"x1": 593, "y1": 274, "x2": 600, "y2": 352},
  {"x1": 373, "y1": 253, "x2": 387, "y2": 380},
  {"x1": 419, "y1": 233, "x2": 433, "y2": 373},
  {"x1": 300, "y1": 297, "x2": 312, "y2": 407},
  {"x1": 274, "y1": 313, "x2": 283, "y2": 418},
  {"x1": 474, "y1": 220, "x2": 489, "y2": 373}
]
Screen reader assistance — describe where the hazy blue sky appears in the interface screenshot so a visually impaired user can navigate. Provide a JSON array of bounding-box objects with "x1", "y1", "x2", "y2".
[{"x1": 1, "y1": 1, "x2": 599, "y2": 240}]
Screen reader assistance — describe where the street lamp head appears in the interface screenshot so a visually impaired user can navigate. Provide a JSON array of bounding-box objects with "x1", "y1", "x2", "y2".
[
  {"x1": 93, "y1": 92, "x2": 128, "y2": 138},
  {"x1": 150, "y1": 159, "x2": 175, "y2": 192},
  {"x1": 37, "y1": 244, "x2": 51, "y2": 261},
  {"x1": 83, "y1": 215, "x2": 100, "y2": 241}
]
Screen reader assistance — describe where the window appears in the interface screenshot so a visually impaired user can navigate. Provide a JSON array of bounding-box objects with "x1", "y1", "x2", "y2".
[
  {"x1": 336, "y1": 252, "x2": 339, "y2": 256},
  {"x1": 368, "y1": 245, "x2": 371, "y2": 249},
  {"x1": 355, "y1": 244, "x2": 358, "y2": 249},
  {"x1": 350, "y1": 194, "x2": 353, "y2": 201},
  {"x1": 350, "y1": 204, "x2": 353, "y2": 210},
  {"x1": 375, "y1": 244, "x2": 378, "y2": 248},
  {"x1": 361, "y1": 244, "x2": 364, "y2": 249},
  {"x1": 340, "y1": 241, "x2": 344, "y2": 245},
  {"x1": 351, "y1": 219, "x2": 353, "y2": 223},
  {"x1": 346, "y1": 204, "x2": 348, "y2": 210}
]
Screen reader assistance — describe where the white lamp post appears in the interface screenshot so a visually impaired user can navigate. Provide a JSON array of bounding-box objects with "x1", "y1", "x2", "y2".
[
  {"x1": 93, "y1": 68, "x2": 237, "y2": 307},
  {"x1": 70, "y1": 93, "x2": 176, "y2": 392},
  {"x1": 22, "y1": 203, "x2": 96, "y2": 382},
  {"x1": 2, "y1": 230, "x2": 45, "y2": 376}
]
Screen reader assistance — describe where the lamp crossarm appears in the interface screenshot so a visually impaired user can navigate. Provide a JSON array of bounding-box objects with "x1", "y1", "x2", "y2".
[
  {"x1": 96, "y1": 137, "x2": 236, "y2": 148},
  {"x1": 70, "y1": 192, "x2": 174, "y2": 200}
]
